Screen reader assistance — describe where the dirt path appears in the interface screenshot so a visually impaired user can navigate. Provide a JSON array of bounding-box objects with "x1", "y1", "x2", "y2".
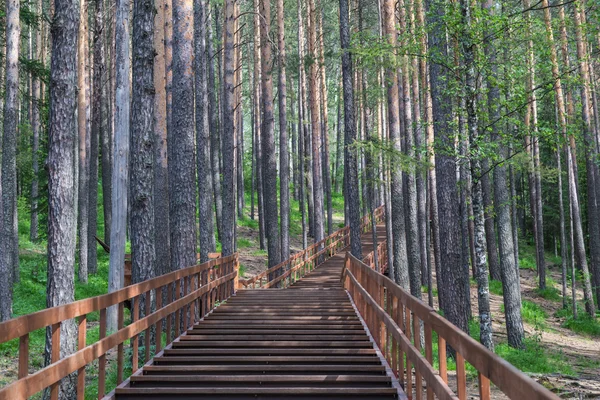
[{"x1": 477, "y1": 266, "x2": 600, "y2": 398}]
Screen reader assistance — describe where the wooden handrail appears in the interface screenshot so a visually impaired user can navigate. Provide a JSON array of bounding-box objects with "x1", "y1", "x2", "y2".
[
  {"x1": 0, "y1": 253, "x2": 240, "y2": 400},
  {"x1": 342, "y1": 251, "x2": 560, "y2": 400},
  {"x1": 239, "y1": 205, "x2": 386, "y2": 289}
]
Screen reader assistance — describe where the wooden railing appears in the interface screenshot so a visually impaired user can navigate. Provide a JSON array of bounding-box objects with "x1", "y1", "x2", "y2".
[
  {"x1": 0, "y1": 254, "x2": 239, "y2": 400},
  {"x1": 341, "y1": 251, "x2": 560, "y2": 400},
  {"x1": 239, "y1": 206, "x2": 386, "y2": 289},
  {"x1": 362, "y1": 239, "x2": 389, "y2": 274}
]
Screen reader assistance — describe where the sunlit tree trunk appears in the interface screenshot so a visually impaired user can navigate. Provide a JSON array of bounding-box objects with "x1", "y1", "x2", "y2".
[
  {"x1": 339, "y1": 0, "x2": 362, "y2": 258},
  {"x1": 46, "y1": 0, "x2": 79, "y2": 394},
  {"x1": 308, "y1": 0, "x2": 325, "y2": 246},
  {"x1": 1, "y1": 0, "x2": 21, "y2": 297},
  {"x1": 196, "y1": 0, "x2": 216, "y2": 262},
  {"x1": 153, "y1": 0, "x2": 171, "y2": 277},
  {"x1": 108, "y1": 0, "x2": 130, "y2": 332},
  {"x1": 278, "y1": 0, "x2": 290, "y2": 259},
  {"x1": 221, "y1": 0, "x2": 236, "y2": 257},
  {"x1": 541, "y1": 0, "x2": 595, "y2": 316}
]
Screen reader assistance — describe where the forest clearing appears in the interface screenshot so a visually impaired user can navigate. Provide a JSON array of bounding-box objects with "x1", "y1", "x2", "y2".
[{"x1": 0, "y1": 0, "x2": 599, "y2": 397}]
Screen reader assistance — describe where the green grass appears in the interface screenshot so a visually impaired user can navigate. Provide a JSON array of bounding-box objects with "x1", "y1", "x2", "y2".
[
  {"x1": 237, "y1": 238, "x2": 253, "y2": 249},
  {"x1": 501, "y1": 300, "x2": 548, "y2": 330},
  {"x1": 554, "y1": 307, "x2": 600, "y2": 337},
  {"x1": 535, "y1": 286, "x2": 561, "y2": 301},
  {"x1": 489, "y1": 279, "x2": 503, "y2": 295},
  {"x1": 495, "y1": 338, "x2": 575, "y2": 375}
]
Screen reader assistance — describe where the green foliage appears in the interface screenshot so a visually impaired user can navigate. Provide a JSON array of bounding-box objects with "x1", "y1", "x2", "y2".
[
  {"x1": 501, "y1": 300, "x2": 548, "y2": 330},
  {"x1": 535, "y1": 286, "x2": 561, "y2": 302},
  {"x1": 489, "y1": 279, "x2": 503, "y2": 296},
  {"x1": 238, "y1": 238, "x2": 253, "y2": 249},
  {"x1": 495, "y1": 339, "x2": 575, "y2": 376},
  {"x1": 554, "y1": 308, "x2": 600, "y2": 337}
]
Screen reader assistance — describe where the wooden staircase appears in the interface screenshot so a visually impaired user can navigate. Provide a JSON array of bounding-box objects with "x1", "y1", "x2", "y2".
[{"x1": 114, "y1": 229, "x2": 401, "y2": 399}]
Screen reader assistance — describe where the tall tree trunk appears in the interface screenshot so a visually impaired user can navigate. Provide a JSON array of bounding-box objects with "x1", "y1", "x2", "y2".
[
  {"x1": 170, "y1": 0, "x2": 198, "y2": 270},
  {"x1": 153, "y1": 0, "x2": 171, "y2": 277},
  {"x1": 221, "y1": 0, "x2": 236, "y2": 257},
  {"x1": 278, "y1": 0, "x2": 290, "y2": 260},
  {"x1": 1, "y1": 0, "x2": 21, "y2": 303},
  {"x1": 131, "y1": 0, "x2": 156, "y2": 315},
  {"x1": 108, "y1": 0, "x2": 130, "y2": 332},
  {"x1": 46, "y1": 0, "x2": 79, "y2": 394},
  {"x1": 426, "y1": 0, "x2": 469, "y2": 333},
  {"x1": 399, "y1": 0, "x2": 421, "y2": 297},
  {"x1": 382, "y1": 0, "x2": 408, "y2": 288},
  {"x1": 574, "y1": 0, "x2": 600, "y2": 308},
  {"x1": 462, "y1": 0, "x2": 492, "y2": 349},
  {"x1": 481, "y1": 161, "x2": 500, "y2": 280},
  {"x1": 317, "y1": 6, "x2": 333, "y2": 236},
  {"x1": 207, "y1": 6, "x2": 223, "y2": 240},
  {"x1": 339, "y1": 0, "x2": 361, "y2": 259},
  {"x1": 417, "y1": 0, "x2": 441, "y2": 305},
  {"x1": 196, "y1": 0, "x2": 216, "y2": 263},
  {"x1": 557, "y1": 134, "x2": 568, "y2": 309},
  {"x1": 297, "y1": 0, "x2": 308, "y2": 249},
  {"x1": 89, "y1": 0, "x2": 103, "y2": 276},
  {"x1": 30, "y1": 0, "x2": 42, "y2": 243},
  {"x1": 252, "y1": 6, "x2": 266, "y2": 250},
  {"x1": 541, "y1": 0, "x2": 595, "y2": 316},
  {"x1": 260, "y1": 0, "x2": 282, "y2": 267},
  {"x1": 308, "y1": 0, "x2": 325, "y2": 247},
  {"x1": 408, "y1": 0, "x2": 428, "y2": 287},
  {"x1": 100, "y1": 0, "x2": 113, "y2": 247}
]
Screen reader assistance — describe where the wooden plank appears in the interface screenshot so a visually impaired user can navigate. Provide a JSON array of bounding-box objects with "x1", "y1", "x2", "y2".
[
  {"x1": 479, "y1": 371, "x2": 491, "y2": 400},
  {"x1": 18, "y1": 334, "x2": 28, "y2": 380},
  {"x1": 145, "y1": 291, "x2": 151, "y2": 363},
  {"x1": 50, "y1": 323, "x2": 60, "y2": 400},
  {"x1": 117, "y1": 302, "x2": 124, "y2": 384},
  {"x1": 132, "y1": 296, "x2": 139, "y2": 373},
  {"x1": 456, "y1": 352, "x2": 466, "y2": 400},
  {"x1": 77, "y1": 315, "x2": 86, "y2": 400},
  {"x1": 98, "y1": 308, "x2": 107, "y2": 399}
]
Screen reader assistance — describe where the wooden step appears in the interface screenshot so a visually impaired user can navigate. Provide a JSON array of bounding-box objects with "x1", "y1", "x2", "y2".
[{"x1": 152, "y1": 356, "x2": 383, "y2": 365}]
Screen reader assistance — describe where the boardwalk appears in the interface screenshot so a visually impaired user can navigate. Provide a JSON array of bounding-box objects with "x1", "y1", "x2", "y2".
[{"x1": 113, "y1": 227, "x2": 402, "y2": 399}]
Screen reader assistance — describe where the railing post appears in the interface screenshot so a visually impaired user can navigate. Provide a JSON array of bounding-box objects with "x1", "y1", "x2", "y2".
[
  {"x1": 18, "y1": 333, "x2": 28, "y2": 380},
  {"x1": 77, "y1": 315, "x2": 86, "y2": 400},
  {"x1": 234, "y1": 254, "x2": 240, "y2": 292}
]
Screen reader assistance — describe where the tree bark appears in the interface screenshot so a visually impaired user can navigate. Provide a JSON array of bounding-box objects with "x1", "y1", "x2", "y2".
[
  {"x1": 131, "y1": 0, "x2": 156, "y2": 300},
  {"x1": 153, "y1": 0, "x2": 171, "y2": 277},
  {"x1": 277, "y1": 0, "x2": 290, "y2": 260},
  {"x1": 196, "y1": 0, "x2": 216, "y2": 263},
  {"x1": 207, "y1": 6, "x2": 223, "y2": 240},
  {"x1": 398, "y1": 0, "x2": 421, "y2": 297},
  {"x1": 461, "y1": 0, "x2": 492, "y2": 349},
  {"x1": 30, "y1": 0, "x2": 42, "y2": 243},
  {"x1": 89, "y1": 0, "x2": 102, "y2": 276},
  {"x1": 260, "y1": 0, "x2": 282, "y2": 268},
  {"x1": 383, "y1": 0, "x2": 409, "y2": 289},
  {"x1": 46, "y1": 0, "x2": 79, "y2": 394},
  {"x1": 170, "y1": 0, "x2": 198, "y2": 270},
  {"x1": 108, "y1": 0, "x2": 130, "y2": 332},
  {"x1": 426, "y1": 0, "x2": 469, "y2": 333},
  {"x1": 308, "y1": 0, "x2": 325, "y2": 247},
  {"x1": 221, "y1": 0, "x2": 236, "y2": 257},
  {"x1": 1, "y1": 0, "x2": 21, "y2": 306},
  {"x1": 339, "y1": 0, "x2": 361, "y2": 259}
]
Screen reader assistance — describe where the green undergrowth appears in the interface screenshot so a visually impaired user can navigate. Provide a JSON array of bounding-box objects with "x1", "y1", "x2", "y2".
[
  {"x1": 425, "y1": 319, "x2": 574, "y2": 378},
  {"x1": 554, "y1": 307, "x2": 600, "y2": 337}
]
